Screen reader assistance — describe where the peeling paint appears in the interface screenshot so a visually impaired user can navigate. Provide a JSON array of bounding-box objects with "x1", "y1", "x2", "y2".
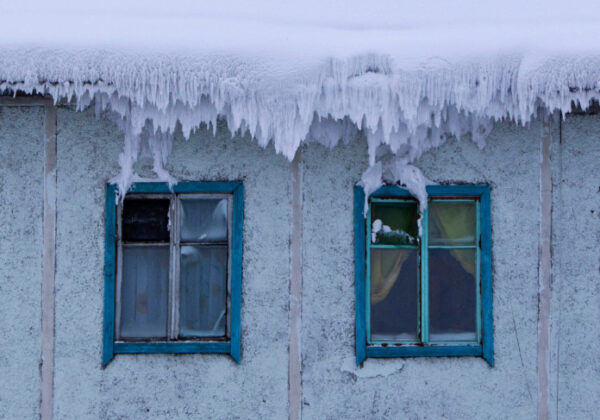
[{"x1": 341, "y1": 357, "x2": 404, "y2": 379}]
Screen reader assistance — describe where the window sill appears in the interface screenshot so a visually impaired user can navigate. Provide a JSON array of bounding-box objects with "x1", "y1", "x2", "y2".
[
  {"x1": 103, "y1": 341, "x2": 237, "y2": 367},
  {"x1": 364, "y1": 344, "x2": 493, "y2": 366}
]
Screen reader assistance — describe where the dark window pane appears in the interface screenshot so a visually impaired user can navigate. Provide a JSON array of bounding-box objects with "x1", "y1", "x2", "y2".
[
  {"x1": 120, "y1": 246, "x2": 169, "y2": 339},
  {"x1": 179, "y1": 245, "x2": 227, "y2": 338},
  {"x1": 429, "y1": 201, "x2": 476, "y2": 246},
  {"x1": 180, "y1": 199, "x2": 228, "y2": 243},
  {"x1": 371, "y1": 201, "x2": 418, "y2": 245},
  {"x1": 122, "y1": 198, "x2": 170, "y2": 242},
  {"x1": 370, "y1": 249, "x2": 418, "y2": 341},
  {"x1": 429, "y1": 249, "x2": 477, "y2": 342}
]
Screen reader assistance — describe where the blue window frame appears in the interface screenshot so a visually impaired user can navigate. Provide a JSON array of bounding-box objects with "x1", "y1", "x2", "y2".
[
  {"x1": 103, "y1": 182, "x2": 243, "y2": 366},
  {"x1": 354, "y1": 185, "x2": 493, "y2": 366}
]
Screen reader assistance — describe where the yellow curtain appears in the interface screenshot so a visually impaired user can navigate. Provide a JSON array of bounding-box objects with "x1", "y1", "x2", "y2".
[
  {"x1": 370, "y1": 203, "x2": 476, "y2": 305},
  {"x1": 430, "y1": 204, "x2": 476, "y2": 277},
  {"x1": 371, "y1": 250, "x2": 410, "y2": 304}
]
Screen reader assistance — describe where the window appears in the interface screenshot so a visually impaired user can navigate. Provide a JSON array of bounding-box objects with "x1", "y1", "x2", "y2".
[
  {"x1": 103, "y1": 182, "x2": 243, "y2": 366},
  {"x1": 354, "y1": 185, "x2": 493, "y2": 366}
]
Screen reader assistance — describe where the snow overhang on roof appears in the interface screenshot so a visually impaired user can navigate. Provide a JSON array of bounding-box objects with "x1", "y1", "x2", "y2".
[{"x1": 2, "y1": 0, "x2": 600, "y2": 202}]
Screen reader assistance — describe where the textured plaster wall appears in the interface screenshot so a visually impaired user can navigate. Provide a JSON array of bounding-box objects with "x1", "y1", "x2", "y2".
[
  {"x1": 4, "y1": 103, "x2": 600, "y2": 418},
  {"x1": 550, "y1": 114, "x2": 600, "y2": 419},
  {"x1": 300, "y1": 122, "x2": 542, "y2": 418},
  {"x1": 53, "y1": 109, "x2": 291, "y2": 418},
  {"x1": 0, "y1": 106, "x2": 44, "y2": 418}
]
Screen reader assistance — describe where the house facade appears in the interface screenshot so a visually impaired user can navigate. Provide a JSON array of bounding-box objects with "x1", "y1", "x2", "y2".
[{"x1": 1, "y1": 97, "x2": 598, "y2": 418}]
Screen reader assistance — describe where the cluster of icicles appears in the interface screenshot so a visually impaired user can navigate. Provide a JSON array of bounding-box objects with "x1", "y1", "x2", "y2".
[{"x1": 2, "y1": 52, "x2": 600, "y2": 212}]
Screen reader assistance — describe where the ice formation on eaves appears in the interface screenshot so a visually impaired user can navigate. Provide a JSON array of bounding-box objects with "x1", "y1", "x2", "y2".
[{"x1": 2, "y1": 50, "x2": 600, "y2": 208}]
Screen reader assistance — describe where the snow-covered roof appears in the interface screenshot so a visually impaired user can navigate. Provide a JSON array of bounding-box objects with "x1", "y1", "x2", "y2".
[{"x1": 2, "y1": 0, "x2": 600, "y2": 199}]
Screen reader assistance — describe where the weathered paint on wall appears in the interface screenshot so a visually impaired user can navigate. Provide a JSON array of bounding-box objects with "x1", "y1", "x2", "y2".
[
  {"x1": 300, "y1": 123, "x2": 541, "y2": 418},
  {"x1": 1, "y1": 104, "x2": 599, "y2": 418},
  {"x1": 0, "y1": 106, "x2": 44, "y2": 418},
  {"x1": 550, "y1": 114, "x2": 600, "y2": 419}
]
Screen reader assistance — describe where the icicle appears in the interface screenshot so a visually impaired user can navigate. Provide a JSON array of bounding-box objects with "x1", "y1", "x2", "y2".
[{"x1": 2, "y1": 51, "x2": 600, "y2": 199}]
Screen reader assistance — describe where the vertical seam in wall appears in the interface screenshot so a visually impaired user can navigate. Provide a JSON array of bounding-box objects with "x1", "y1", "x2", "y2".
[
  {"x1": 41, "y1": 104, "x2": 57, "y2": 420},
  {"x1": 538, "y1": 117, "x2": 553, "y2": 420},
  {"x1": 289, "y1": 149, "x2": 303, "y2": 420},
  {"x1": 554, "y1": 117, "x2": 562, "y2": 420}
]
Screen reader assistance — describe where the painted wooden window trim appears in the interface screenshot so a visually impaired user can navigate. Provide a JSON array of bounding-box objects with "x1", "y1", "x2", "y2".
[
  {"x1": 354, "y1": 184, "x2": 493, "y2": 366},
  {"x1": 103, "y1": 181, "x2": 244, "y2": 367}
]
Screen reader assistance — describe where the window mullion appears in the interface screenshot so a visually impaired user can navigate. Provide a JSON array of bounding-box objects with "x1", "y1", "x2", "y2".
[
  {"x1": 226, "y1": 196, "x2": 233, "y2": 338},
  {"x1": 168, "y1": 195, "x2": 179, "y2": 340},
  {"x1": 476, "y1": 200, "x2": 482, "y2": 344},
  {"x1": 420, "y1": 207, "x2": 429, "y2": 344},
  {"x1": 174, "y1": 196, "x2": 181, "y2": 339},
  {"x1": 365, "y1": 205, "x2": 372, "y2": 344},
  {"x1": 115, "y1": 202, "x2": 123, "y2": 341}
]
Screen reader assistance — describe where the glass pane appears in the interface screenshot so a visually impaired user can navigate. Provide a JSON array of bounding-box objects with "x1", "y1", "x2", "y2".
[
  {"x1": 428, "y1": 201, "x2": 476, "y2": 246},
  {"x1": 180, "y1": 199, "x2": 228, "y2": 242},
  {"x1": 179, "y1": 245, "x2": 227, "y2": 338},
  {"x1": 370, "y1": 201, "x2": 418, "y2": 245},
  {"x1": 120, "y1": 246, "x2": 169, "y2": 339},
  {"x1": 429, "y1": 249, "x2": 477, "y2": 342},
  {"x1": 370, "y1": 248, "x2": 418, "y2": 341},
  {"x1": 122, "y1": 198, "x2": 170, "y2": 242}
]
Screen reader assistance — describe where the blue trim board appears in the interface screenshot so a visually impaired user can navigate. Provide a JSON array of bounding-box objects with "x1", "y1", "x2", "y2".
[
  {"x1": 371, "y1": 184, "x2": 489, "y2": 199},
  {"x1": 229, "y1": 183, "x2": 244, "y2": 363},
  {"x1": 102, "y1": 183, "x2": 118, "y2": 367},
  {"x1": 114, "y1": 342, "x2": 231, "y2": 354},
  {"x1": 480, "y1": 186, "x2": 494, "y2": 366},
  {"x1": 355, "y1": 184, "x2": 493, "y2": 366},
  {"x1": 367, "y1": 345, "x2": 482, "y2": 358},
  {"x1": 127, "y1": 181, "x2": 242, "y2": 194},
  {"x1": 421, "y1": 204, "x2": 430, "y2": 343},
  {"x1": 103, "y1": 181, "x2": 244, "y2": 366},
  {"x1": 354, "y1": 186, "x2": 367, "y2": 365}
]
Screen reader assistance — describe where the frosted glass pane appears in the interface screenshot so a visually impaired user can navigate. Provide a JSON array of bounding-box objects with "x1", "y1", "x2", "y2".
[
  {"x1": 180, "y1": 199, "x2": 228, "y2": 242},
  {"x1": 429, "y1": 201, "x2": 476, "y2": 246},
  {"x1": 370, "y1": 202, "x2": 418, "y2": 245},
  {"x1": 122, "y1": 198, "x2": 170, "y2": 242},
  {"x1": 370, "y1": 248, "x2": 418, "y2": 341},
  {"x1": 179, "y1": 245, "x2": 227, "y2": 338},
  {"x1": 120, "y1": 246, "x2": 169, "y2": 339},
  {"x1": 429, "y1": 249, "x2": 477, "y2": 342}
]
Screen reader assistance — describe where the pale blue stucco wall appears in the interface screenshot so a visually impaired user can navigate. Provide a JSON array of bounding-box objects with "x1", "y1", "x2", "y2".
[
  {"x1": 0, "y1": 106, "x2": 44, "y2": 419},
  {"x1": 53, "y1": 110, "x2": 290, "y2": 418},
  {"x1": 300, "y1": 122, "x2": 542, "y2": 418},
  {"x1": 550, "y1": 114, "x2": 600, "y2": 420},
  {"x1": 0, "y1": 104, "x2": 599, "y2": 419}
]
